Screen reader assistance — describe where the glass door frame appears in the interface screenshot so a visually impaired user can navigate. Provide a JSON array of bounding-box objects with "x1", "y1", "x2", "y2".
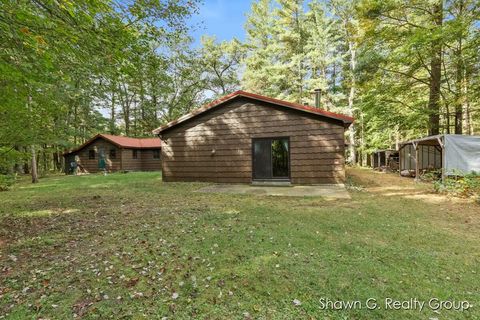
[{"x1": 251, "y1": 137, "x2": 291, "y2": 181}]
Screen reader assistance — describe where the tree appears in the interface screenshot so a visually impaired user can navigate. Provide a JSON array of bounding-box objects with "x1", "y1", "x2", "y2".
[
  {"x1": 0, "y1": 0, "x2": 200, "y2": 181},
  {"x1": 243, "y1": 0, "x2": 278, "y2": 96},
  {"x1": 200, "y1": 36, "x2": 245, "y2": 97},
  {"x1": 329, "y1": 0, "x2": 360, "y2": 164},
  {"x1": 304, "y1": 1, "x2": 344, "y2": 110},
  {"x1": 275, "y1": 0, "x2": 308, "y2": 103},
  {"x1": 357, "y1": 0, "x2": 479, "y2": 152}
]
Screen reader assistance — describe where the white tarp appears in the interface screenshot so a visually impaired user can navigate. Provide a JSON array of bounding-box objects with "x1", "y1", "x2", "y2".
[{"x1": 444, "y1": 135, "x2": 480, "y2": 175}]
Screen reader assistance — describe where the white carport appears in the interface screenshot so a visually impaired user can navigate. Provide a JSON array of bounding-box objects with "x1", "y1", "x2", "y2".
[{"x1": 399, "y1": 134, "x2": 480, "y2": 181}]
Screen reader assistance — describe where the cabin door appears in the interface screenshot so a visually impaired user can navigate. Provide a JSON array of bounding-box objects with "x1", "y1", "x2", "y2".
[
  {"x1": 98, "y1": 147, "x2": 106, "y2": 170},
  {"x1": 252, "y1": 137, "x2": 290, "y2": 180}
]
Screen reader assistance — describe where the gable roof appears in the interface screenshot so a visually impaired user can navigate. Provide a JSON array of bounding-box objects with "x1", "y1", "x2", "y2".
[
  {"x1": 63, "y1": 134, "x2": 161, "y2": 155},
  {"x1": 99, "y1": 134, "x2": 161, "y2": 148},
  {"x1": 152, "y1": 90, "x2": 354, "y2": 134}
]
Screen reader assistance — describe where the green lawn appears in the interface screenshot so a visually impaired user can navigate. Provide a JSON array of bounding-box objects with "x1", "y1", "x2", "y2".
[{"x1": 0, "y1": 169, "x2": 479, "y2": 319}]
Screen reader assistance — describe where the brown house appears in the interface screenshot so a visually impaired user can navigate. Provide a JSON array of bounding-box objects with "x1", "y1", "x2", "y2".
[
  {"x1": 63, "y1": 134, "x2": 161, "y2": 174},
  {"x1": 153, "y1": 91, "x2": 354, "y2": 184}
]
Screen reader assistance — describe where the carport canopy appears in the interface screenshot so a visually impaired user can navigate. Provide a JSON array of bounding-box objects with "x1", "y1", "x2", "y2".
[
  {"x1": 399, "y1": 134, "x2": 480, "y2": 180},
  {"x1": 371, "y1": 149, "x2": 397, "y2": 169}
]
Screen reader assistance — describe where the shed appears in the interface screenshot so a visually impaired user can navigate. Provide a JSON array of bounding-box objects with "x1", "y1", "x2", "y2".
[
  {"x1": 399, "y1": 134, "x2": 480, "y2": 180},
  {"x1": 371, "y1": 149, "x2": 399, "y2": 171},
  {"x1": 152, "y1": 90, "x2": 354, "y2": 184},
  {"x1": 63, "y1": 134, "x2": 162, "y2": 174}
]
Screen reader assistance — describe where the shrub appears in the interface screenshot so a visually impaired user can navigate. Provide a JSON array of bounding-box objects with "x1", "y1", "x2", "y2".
[
  {"x1": 434, "y1": 172, "x2": 480, "y2": 198},
  {"x1": 420, "y1": 170, "x2": 442, "y2": 182},
  {"x1": 0, "y1": 174, "x2": 16, "y2": 191}
]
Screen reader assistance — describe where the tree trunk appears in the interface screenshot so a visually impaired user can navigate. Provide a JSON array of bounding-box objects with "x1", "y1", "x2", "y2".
[
  {"x1": 454, "y1": 56, "x2": 463, "y2": 135},
  {"x1": 43, "y1": 145, "x2": 48, "y2": 173},
  {"x1": 294, "y1": 6, "x2": 303, "y2": 103},
  {"x1": 110, "y1": 91, "x2": 116, "y2": 134},
  {"x1": 332, "y1": 59, "x2": 337, "y2": 93},
  {"x1": 463, "y1": 98, "x2": 472, "y2": 135},
  {"x1": 73, "y1": 103, "x2": 78, "y2": 144},
  {"x1": 395, "y1": 126, "x2": 400, "y2": 150},
  {"x1": 31, "y1": 145, "x2": 38, "y2": 183},
  {"x1": 454, "y1": 1, "x2": 464, "y2": 135},
  {"x1": 23, "y1": 146, "x2": 30, "y2": 174},
  {"x1": 133, "y1": 99, "x2": 138, "y2": 137},
  {"x1": 152, "y1": 93, "x2": 158, "y2": 123},
  {"x1": 13, "y1": 146, "x2": 22, "y2": 173},
  {"x1": 445, "y1": 103, "x2": 450, "y2": 134},
  {"x1": 360, "y1": 113, "x2": 366, "y2": 166},
  {"x1": 347, "y1": 40, "x2": 357, "y2": 165},
  {"x1": 53, "y1": 148, "x2": 61, "y2": 171},
  {"x1": 462, "y1": 56, "x2": 471, "y2": 134},
  {"x1": 427, "y1": 1, "x2": 443, "y2": 136},
  {"x1": 72, "y1": 80, "x2": 80, "y2": 144}
]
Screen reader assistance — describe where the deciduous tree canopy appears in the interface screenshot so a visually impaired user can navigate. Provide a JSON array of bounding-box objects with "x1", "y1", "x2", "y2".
[{"x1": 0, "y1": 0, "x2": 479, "y2": 181}]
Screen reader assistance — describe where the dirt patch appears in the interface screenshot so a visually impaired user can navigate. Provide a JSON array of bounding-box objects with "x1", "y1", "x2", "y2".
[{"x1": 347, "y1": 167, "x2": 480, "y2": 227}]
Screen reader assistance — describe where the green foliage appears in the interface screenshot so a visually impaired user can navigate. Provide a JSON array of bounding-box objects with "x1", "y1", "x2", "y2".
[
  {"x1": 200, "y1": 36, "x2": 245, "y2": 97},
  {"x1": 243, "y1": 0, "x2": 348, "y2": 105},
  {"x1": 242, "y1": 0, "x2": 360, "y2": 164},
  {"x1": 357, "y1": 0, "x2": 480, "y2": 149},
  {"x1": 0, "y1": 148, "x2": 26, "y2": 174},
  {"x1": 434, "y1": 172, "x2": 480, "y2": 198},
  {"x1": 243, "y1": 0, "x2": 479, "y2": 159},
  {"x1": 0, "y1": 0, "x2": 201, "y2": 175},
  {"x1": 0, "y1": 174, "x2": 16, "y2": 191},
  {"x1": 1, "y1": 0, "x2": 479, "y2": 176}
]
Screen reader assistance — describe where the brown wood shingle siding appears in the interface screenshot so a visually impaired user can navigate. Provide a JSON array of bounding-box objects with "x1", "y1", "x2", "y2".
[
  {"x1": 121, "y1": 149, "x2": 142, "y2": 171},
  {"x1": 76, "y1": 140, "x2": 121, "y2": 173},
  {"x1": 120, "y1": 149, "x2": 161, "y2": 171},
  {"x1": 140, "y1": 149, "x2": 162, "y2": 171},
  {"x1": 161, "y1": 99, "x2": 346, "y2": 184},
  {"x1": 69, "y1": 138, "x2": 161, "y2": 173}
]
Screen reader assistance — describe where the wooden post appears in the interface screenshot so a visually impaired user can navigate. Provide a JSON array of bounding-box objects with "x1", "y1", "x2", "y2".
[
  {"x1": 399, "y1": 149, "x2": 402, "y2": 176},
  {"x1": 437, "y1": 136, "x2": 445, "y2": 183},
  {"x1": 413, "y1": 142, "x2": 420, "y2": 182}
]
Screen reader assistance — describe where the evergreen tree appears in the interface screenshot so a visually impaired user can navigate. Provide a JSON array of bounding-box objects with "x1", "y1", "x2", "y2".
[{"x1": 243, "y1": 0, "x2": 278, "y2": 96}]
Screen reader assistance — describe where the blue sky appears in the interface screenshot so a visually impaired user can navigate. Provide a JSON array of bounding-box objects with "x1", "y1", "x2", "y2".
[{"x1": 189, "y1": 0, "x2": 252, "y2": 46}]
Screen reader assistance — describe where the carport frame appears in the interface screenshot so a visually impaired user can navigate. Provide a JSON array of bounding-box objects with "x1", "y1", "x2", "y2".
[{"x1": 399, "y1": 135, "x2": 445, "y2": 182}]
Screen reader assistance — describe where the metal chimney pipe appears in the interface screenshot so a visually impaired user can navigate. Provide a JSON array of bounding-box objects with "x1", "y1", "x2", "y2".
[{"x1": 314, "y1": 89, "x2": 322, "y2": 108}]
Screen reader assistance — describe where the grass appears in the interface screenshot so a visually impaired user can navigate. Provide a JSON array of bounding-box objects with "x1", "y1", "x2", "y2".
[{"x1": 0, "y1": 168, "x2": 479, "y2": 319}]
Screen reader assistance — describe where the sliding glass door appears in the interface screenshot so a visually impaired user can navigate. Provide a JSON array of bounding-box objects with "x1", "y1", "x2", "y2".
[{"x1": 252, "y1": 137, "x2": 290, "y2": 180}]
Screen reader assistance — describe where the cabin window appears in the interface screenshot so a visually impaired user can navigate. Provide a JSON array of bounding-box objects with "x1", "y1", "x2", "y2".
[
  {"x1": 88, "y1": 149, "x2": 95, "y2": 160},
  {"x1": 153, "y1": 150, "x2": 160, "y2": 159},
  {"x1": 133, "y1": 150, "x2": 138, "y2": 159},
  {"x1": 109, "y1": 148, "x2": 116, "y2": 159}
]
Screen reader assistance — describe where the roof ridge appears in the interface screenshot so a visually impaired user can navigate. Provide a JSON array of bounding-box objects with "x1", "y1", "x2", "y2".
[{"x1": 100, "y1": 133, "x2": 155, "y2": 140}]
